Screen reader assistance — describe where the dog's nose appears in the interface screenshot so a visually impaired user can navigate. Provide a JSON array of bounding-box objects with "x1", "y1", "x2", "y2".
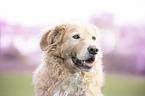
[{"x1": 88, "y1": 46, "x2": 99, "y2": 55}]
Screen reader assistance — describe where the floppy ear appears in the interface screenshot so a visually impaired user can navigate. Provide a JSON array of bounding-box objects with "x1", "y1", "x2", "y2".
[
  {"x1": 39, "y1": 24, "x2": 66, "y2": 51},
  {"x1": 39, "y1": 30, "x2": 51, "y2": 51}
]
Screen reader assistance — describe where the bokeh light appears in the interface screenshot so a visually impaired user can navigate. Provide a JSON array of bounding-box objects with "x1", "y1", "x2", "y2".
[{"x1": 0, "y1": 0, "x2": 145, "y2": 96}]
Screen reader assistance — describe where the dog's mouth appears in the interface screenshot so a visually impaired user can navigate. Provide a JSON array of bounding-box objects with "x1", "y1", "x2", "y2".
[{"x1": 71, "y1": 56, "x2": 95, "y2": 72}]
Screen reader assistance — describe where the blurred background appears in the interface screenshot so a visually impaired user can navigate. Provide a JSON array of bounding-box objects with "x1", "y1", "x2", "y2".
[{"x1": 0, "y1": 0, "x2": 145, "y2": 96}]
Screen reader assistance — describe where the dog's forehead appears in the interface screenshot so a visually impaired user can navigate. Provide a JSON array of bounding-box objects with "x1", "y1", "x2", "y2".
[
  {"x1": 83, "y1": 25, "x2": 97, "y2": 36},
  {"x1": 66, "y1": 23, "x2": 98, "y2": 36}
]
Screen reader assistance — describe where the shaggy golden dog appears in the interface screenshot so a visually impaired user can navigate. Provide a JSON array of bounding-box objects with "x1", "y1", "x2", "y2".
[{"x1": 33, "y1": 22, "x2": 104, "y2": 96}]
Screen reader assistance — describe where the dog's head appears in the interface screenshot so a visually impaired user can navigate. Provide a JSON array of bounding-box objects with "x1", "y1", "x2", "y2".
[{"x1": 40, "y1": 22, "x2": 102, "y2": 72}]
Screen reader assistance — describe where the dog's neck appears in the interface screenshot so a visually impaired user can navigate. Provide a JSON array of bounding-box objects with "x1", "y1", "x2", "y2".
[{"x1": 42, "y1": 52, "x2": 103, "y2": 96}]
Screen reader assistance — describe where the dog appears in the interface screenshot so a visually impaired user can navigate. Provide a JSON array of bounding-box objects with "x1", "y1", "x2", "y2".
[{"x1": 33, "y1": 22, "x2": 104, "y2": 96}]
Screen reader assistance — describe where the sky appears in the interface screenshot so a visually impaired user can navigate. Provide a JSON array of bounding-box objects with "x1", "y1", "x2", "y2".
[{"x1": 0, "y1": 0, "x2": 145, "y2": 26}]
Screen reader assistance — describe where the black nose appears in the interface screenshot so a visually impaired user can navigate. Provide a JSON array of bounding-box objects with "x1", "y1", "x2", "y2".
[{"x1": 87, "y1": 46, "x2": 99, "y2": 55}]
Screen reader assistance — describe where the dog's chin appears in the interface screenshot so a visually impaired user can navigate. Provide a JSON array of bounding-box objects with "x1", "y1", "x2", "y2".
[{"x1": 71, "y1": 56, "x2": 95, "y2": 72}]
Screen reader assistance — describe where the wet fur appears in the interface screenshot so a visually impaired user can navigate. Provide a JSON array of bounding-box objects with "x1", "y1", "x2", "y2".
[{"x1": 33, "y1": 22, "x2": 104, "y2": 96}]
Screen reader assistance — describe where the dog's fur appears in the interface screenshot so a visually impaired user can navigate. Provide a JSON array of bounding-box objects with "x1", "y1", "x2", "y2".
[{"x1": 33, "y1": 22, "x2": 104, "y2": 96}]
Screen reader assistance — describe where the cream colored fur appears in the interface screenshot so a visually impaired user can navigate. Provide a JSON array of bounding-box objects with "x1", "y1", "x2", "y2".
[{"x1": 33, "y1": 22, "x2": 104, "y2": 96}]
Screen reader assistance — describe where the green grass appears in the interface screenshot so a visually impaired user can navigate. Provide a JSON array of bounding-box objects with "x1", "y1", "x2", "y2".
[
  {"x1": 102, "y1": 75, "x2": 145, "y2": 96},
  {"x1": 0, "y1": 73, "x2": 145, "y2": 96},
  {"x1": 0, "y1": 73, "x2": 34, "y2": 96}
]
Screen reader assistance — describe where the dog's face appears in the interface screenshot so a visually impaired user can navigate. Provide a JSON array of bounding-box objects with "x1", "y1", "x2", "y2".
[{"x1": 40, "y1": 22, "x2": 101, "y2": 72}]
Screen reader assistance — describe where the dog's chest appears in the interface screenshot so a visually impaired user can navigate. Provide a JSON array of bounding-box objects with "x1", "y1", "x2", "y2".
[{"x1": 53, "y1": 73, "x2": 86, "y2": 96}]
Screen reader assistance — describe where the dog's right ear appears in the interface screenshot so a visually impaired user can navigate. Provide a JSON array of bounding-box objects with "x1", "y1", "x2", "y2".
[
  {"x1": 40, "y1": 24, "x2": 66, "y2": 51},
  {"x1": 39, "y1": 30, "x2": 52, "y2": 51}
]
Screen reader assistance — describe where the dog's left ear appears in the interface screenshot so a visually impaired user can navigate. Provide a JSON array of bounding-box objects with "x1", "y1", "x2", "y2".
[
  {"x1": 40, "y1": 24, "x2": 66, "y2": 51},
  {"x1": 48, "y1": 25, "x2": 66, "y2": 45}
]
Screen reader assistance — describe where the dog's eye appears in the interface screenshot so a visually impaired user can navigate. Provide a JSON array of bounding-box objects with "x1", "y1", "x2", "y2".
[
  {"x1": 92, "y1": 36, "x2": 96, "y2": 40},
  {"x1": 73, "y1": 35, "x2": 80, "y2": 39}
]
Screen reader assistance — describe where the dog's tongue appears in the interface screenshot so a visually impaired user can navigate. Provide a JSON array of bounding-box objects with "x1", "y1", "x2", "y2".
[{"x1": 84, "y1": 62, "x2": 94, "y2": 67}]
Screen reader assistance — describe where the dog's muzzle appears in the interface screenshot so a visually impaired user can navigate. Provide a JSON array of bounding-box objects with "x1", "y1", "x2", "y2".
[{"x1": 71, "y1": 46, "x2": 99, "y2": 72}]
